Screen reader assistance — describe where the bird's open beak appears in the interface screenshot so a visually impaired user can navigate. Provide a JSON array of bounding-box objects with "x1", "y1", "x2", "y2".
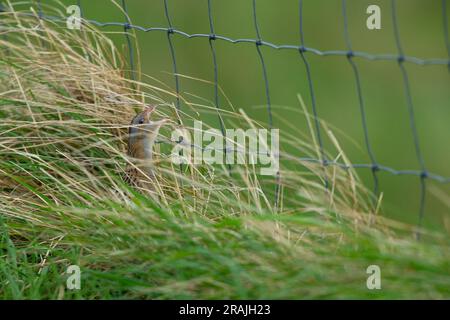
[
  {"x1": 143, "y1": 105, "x2": 156, "y2": 122},
  {"x1": 152, "y1": 118, "x2": 169, "y2": 128},
  {"x1": 142, "y1": 105, "x2": 169, "y2": 130}
]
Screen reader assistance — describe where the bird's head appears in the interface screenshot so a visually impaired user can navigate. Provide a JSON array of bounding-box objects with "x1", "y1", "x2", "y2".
[{"x1": 128, "y1": 105, "x2": 168, "y2": 158}]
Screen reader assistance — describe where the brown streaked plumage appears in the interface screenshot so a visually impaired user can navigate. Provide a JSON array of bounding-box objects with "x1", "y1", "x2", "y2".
[{"x1": 123, "y1": 105, "x2": 168, "y2": 196}]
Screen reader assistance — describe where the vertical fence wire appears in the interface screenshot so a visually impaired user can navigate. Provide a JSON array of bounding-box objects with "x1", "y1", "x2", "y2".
[
  {"x1": 342, "y1": 0, "x2": 379, "y2": 198},
  {"x1": 298, "y1": 0, "x2": 329, "y2": 189},
  {"x1": 391, "y1": 0, "x2": 427, "y2": 237},
  {"x1": 121, "y1": 0, "x2": 135, "y2": 81},
  {"x1": 163, "y1": 0, "x2": 180, "y2": 111},
  {"x1": 207, "y1": 0, "x2": 231, "y2": 174},
  {"x1": 252, "y1": 0, "x2": 281, "y2": 209},
  {"x1": 207, "y1": 0, "x2": 224, "y2": 133},
  {"x1": 252, "y1": 0, "x2": 273, "y2": 129},
  {"x1": 163, "y1": 0, "x2": 184, "y2": 175}
]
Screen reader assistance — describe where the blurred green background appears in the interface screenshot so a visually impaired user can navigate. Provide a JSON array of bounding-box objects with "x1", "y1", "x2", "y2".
[{"x1": 26, "y1": 0, "x2": 450, "y2": 230}]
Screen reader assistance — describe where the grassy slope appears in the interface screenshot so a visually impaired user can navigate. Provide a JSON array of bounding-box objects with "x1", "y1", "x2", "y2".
[
  {"x1": 1, "y1": 199, "x2": 449, "y2": 299},
  {"x1": 0, "y1": 7, "x2": 449, "y2": 299}
]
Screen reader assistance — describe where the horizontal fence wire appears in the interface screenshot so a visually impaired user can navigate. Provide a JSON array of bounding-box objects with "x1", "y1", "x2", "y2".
[
  {"x1": 1, "y1": 5, "x2": 448, "y2": 66},
  {"x1": 1, "y1": 1, "x2": 450, "y2": 223},
  {"x1": 150, "y1": 138, "x2": 450, "y2": 183}
]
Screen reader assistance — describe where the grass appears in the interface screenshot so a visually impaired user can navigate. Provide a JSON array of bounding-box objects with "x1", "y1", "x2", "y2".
[{"x1": 0, "y1": 4, "x2": 449, "y2": 299}]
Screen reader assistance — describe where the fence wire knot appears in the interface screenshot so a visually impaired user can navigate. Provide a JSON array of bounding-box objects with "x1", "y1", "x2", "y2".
[{"x1": 420, "y1": 171, "x2": 428, "y2": 179}]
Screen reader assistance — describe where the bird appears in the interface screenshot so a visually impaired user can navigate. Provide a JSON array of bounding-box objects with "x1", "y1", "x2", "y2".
[{"x1": 123, "y1": 105, "x2": 168, "y2": 197}]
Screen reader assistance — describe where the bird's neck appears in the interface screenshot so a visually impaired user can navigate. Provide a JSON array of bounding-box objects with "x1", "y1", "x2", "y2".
[
  {"x1": 128, "y1": 135, "x2": 157, "y2": 174},
  {"x1": 141, "y1": 137, "x2": 154, "y2": 159}
]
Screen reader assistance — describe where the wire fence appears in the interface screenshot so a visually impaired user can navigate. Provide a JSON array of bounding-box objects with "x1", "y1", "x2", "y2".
[{"x1": 2, "y1": 0, "x2": 450, "y2": 231}]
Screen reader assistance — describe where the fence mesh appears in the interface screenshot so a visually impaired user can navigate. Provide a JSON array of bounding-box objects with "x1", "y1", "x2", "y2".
[{"x1": 1, "y1": 0, "x2": 449, "y2": 230}]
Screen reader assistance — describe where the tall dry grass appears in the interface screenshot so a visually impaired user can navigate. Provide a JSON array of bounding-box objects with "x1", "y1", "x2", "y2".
[{"x1": 0, "y1": 3, "x2": 448, "y2": 299}]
